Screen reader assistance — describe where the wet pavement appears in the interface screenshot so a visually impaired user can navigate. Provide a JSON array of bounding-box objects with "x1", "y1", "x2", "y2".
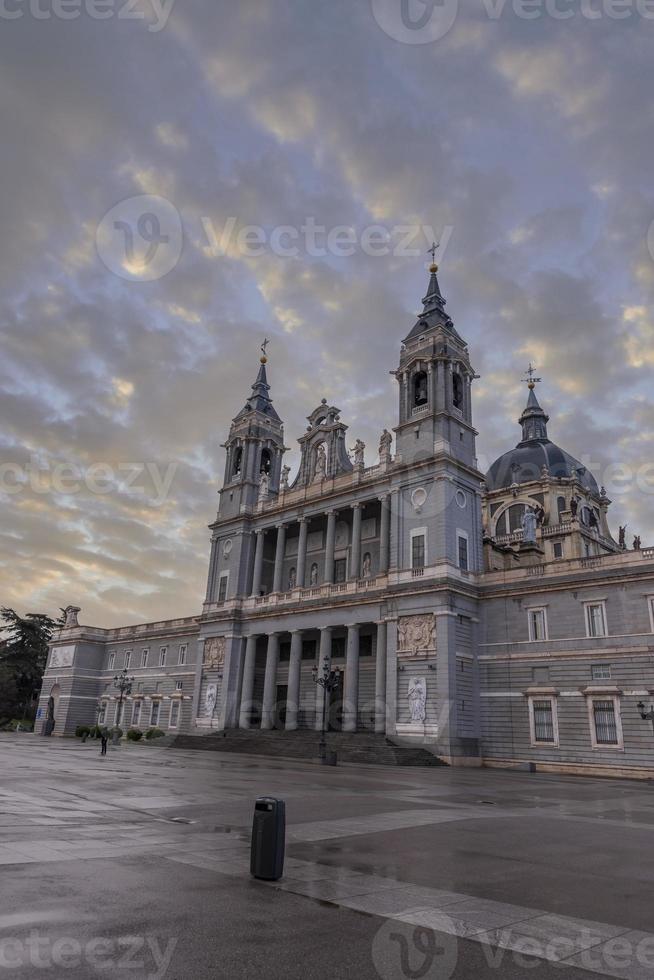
[{"x1": 1, "y1": 734, "x2": 654, "y2": 979}]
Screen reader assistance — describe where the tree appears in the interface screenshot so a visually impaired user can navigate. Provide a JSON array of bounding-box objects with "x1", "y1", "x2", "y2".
[{"x1": 0, "y1": 609, "x2": 60, "y2": 726}]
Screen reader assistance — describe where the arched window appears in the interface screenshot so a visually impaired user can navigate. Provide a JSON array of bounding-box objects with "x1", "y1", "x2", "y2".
[
  {"x1": 232, "y1": 446, "x2": 242, "y2": 478},
  {"x1": 413, "y1": 371, "x2": 428, "y2": 406},
  {"x1": 557, "y1": 495, "x2": 566, "y2": 520},
  {"x1": 260, "y1": 449, "x2": 272, "y2": 475},
  {"x1": 509, "y1": 503, "x2": 525, "y2": 532},
  {"x1": 452, "y1": 373, "x2": 464, "y2": 410}
]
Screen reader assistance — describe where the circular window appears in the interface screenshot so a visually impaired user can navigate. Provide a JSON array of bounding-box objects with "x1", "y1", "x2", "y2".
[
  {"x1": 223, "y1": 539, "x2": 233, "y2": 557},
  {"x1": 455, "y1": 489, "x2": 467, "y2": 509},
  {"x1": 411, "y1": 487, "x2": 427, "y2": 511}
]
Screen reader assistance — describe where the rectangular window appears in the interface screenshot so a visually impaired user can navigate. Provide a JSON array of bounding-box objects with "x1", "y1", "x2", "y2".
[
  {"x1": 528, "y1": 696, "x2": 558, "y2": 746},
  {"x1": 169, "y1": 701, "x2": 180, "y2": 728},
  {"x1": 590, "y1": 697, "x2": 621, "y2": 747},
  {"x1": 585, "y1": 602, "x2": 607, "y2": 638},
  {"x1": 334, "y1": 558, "x2": 347, "y2": 583},
  {"x1": 178, "y1": 644, "x2": 187, "y2": 666},
  {"x1": 124, "y1": 651, "x2": 131, "y2": 670},
  {"x1": 411, "y1": 532, "x2": 426, "y2": 569},
  {"x1": 457, "y1": 535, "x2": 469, "y2": 572},
  {"x1": 218, "y1": 573, "x2": 228, "y2": 603},
  {"x1": 108, "y1": 652, "x2": 115, "y2": 670},
  {"x1": 175, "y1": 680, "x2": 183, "y2": 691},
  {"x1": 591, "y1": 663, "x2": 611, "y2": 681},
  {"x1": 141, "y1": 648, "x2": 148, "y2": 668},
  {"x1": 132, "y1": 701, "x2": 141, "y2": 726},
  {"x1": 553, "y1": 542, "x2": 563, "y2": 559},
  {"x1": 150, "y1": 701, "x2": 160, "y2": 726},
  {"x1": 528, "y1": 608, "x2": 548, "y2": 642},
  {"x1": 159, "y1": 647, "x2": 167, "y2": 667},
  {"x1": 98, "y1": 702, "x2": 107, "y2": 724}
]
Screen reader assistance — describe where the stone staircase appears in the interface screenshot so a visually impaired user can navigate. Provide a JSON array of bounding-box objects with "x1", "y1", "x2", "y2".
[{"x1": 169, "y1": 729, "x2": 447, "y2": 767}]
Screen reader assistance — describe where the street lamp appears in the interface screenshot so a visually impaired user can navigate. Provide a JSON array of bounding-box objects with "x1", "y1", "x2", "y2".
[
  {"x1": 637, "y1": 701, "x2": 654, "y2": 734},
  {"x1": 312, "y1": 655, "x2": 341, "y2": 765},
  {"x1": 112, "y1": 668, "x2": 134, "y2": 743}
]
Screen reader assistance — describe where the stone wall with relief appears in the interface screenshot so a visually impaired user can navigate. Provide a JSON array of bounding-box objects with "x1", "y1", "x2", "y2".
[{"x1": 196, "y1": 637, "x2": 226, "y2": 728}]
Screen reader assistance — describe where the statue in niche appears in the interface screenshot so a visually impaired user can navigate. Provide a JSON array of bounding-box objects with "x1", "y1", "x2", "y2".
[
  {"x1": 205, "y1": 683, "x2": 217, "y2": 717},
  {"x1": 351, "y1": 439, "x2": 365, "y2": 468},
  {"x1": 379, "y1": 429, "x2": 393, "y2": 464},
  {"x1": 258, "y1": 470, "x2": 269, "y2": 502},
  {"x1": 314, "y1": 444, "x2": 327, "y2": 482},
  {"x1": 280, "y1": 465, "x2": 291, "y2": 491},
  {"x1": 407, "y1": 677, "x2": 426, "y2": 724},
  {"x1": 362, "y1": 552, "x2": 372, "y2": 578},
  {"x1": 63, "y1": 605, "x2": 80, "y2": 629},
  {"x1": 310, "y1": 563, "x2": 319, "y2": 586},
  {"x1": 288, "y1": 567, "x2": 296, "y2": 590},
  {"x1": 522, "y1": 506, "x2": 538, "y2": 544}
]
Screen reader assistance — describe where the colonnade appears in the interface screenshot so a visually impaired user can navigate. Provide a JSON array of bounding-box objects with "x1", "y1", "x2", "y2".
[{"x1": 237, "y1": 622, "x2": 388, "y2": 734}]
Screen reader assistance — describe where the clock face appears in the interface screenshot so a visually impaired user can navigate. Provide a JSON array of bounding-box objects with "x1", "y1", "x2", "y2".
[{"x1": 223, "y1": 539, "x2": 233, "y2": 558}]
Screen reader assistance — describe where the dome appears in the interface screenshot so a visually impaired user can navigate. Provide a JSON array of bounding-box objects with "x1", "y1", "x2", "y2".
[
  {"x1": 486, "y1": 439, "x2": 599, "y2": 494},
  {"x1": 485, "y1": 383, "x2": 600, "y2": 495}
]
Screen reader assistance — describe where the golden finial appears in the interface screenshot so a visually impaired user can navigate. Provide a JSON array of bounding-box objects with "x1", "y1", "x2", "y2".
[{"x1": 260, "y1": 338, "x2": 269, "y2": 364}]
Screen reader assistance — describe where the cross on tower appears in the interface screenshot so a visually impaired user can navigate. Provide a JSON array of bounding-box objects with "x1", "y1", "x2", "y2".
[
  {"x1": 521, "y1": 363, "x2": 542, "y2": 390},
  {"x1": 427, "y1": 241, "x2": 439, "y2": 263},
  {"x1": 260, "y1": 338, "x2": 269, "y2": 361}
]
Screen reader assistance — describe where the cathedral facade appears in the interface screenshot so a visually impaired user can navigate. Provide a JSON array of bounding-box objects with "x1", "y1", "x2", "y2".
[{"x1": 37, "y1": 263, "x2": 654, "y2": 778}]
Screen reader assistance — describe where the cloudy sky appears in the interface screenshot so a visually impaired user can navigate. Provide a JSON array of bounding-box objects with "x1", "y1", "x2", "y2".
[{"x1": 1, "y1": 0, "x2": 653, "y2": 627}]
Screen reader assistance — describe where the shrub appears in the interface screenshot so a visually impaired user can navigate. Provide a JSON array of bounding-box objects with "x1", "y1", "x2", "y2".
[
  {"x1": 75, "y1": 725, "x2": 91, "y2": 738},
  {"x1": 111, "y1": 727, "x2": 124, "y2": 740},
  {"x1": 144, "y1": 727, "x2": 165, "y2": 740},
  {"x1": 126, "y1": 728, "x2": 143, "y2": 741},
  {"x1": 88, "y1": 725, "x2": 103, "y2": 739}
]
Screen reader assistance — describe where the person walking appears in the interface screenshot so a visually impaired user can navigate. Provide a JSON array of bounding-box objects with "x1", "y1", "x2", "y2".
[{"x1": 100, "y1": 731, "x2": 108, "y2": 757}]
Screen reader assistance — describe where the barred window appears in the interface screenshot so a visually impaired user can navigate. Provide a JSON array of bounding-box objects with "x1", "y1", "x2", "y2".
[
  {"x1": 411, "y1": 534, "x2": 425, "y2": 569},
  {"x1": 592, "y1": 699, "x2": 619, "y2": 746},
  {"x1": 530, "y1": 698, "x2": 556, "y2": 744}
]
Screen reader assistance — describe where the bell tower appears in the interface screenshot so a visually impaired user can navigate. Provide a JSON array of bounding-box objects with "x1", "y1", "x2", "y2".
[
  {"x1": 393, "y1": 255, "x2": 477, "y2": 469},
  {"x1": 218, "y1": 344, "x2": 286, "y2": 521}
]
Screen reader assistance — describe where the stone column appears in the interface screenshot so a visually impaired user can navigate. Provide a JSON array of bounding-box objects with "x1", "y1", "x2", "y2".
[
  {"x1": 374, "y1": 621, "x2": 387, "y2": 734},
  {"x1": 250, "y1": 529, "x2": 265, "y2": 596},
  {"x1": 205, "y1": 537, "x2": 219, "y2": 601},
  {"x1": 260, "y1": 633, "x2": 280, "y2": 730},
  {"x1": 315, "y1": 626, "x2": 332, "y2": 730},
  {"x1": 324, "y1": 510, "x2": 336, "y2": 583},
  {"x1": 379, "y1": 496, "x2": 390, "y2": 574},
  {"x1": 350, "y1": 503, "x2": 362, "y2": 580},
  {"x1": 385, "y1": 620, "x2": 398, "y2": 736},
  {"x1": 343, "y1": 624, "x2": 360, "y2": 732},
  {"x1": 296, "y1": 518, "x2": 308, "y2": 588},
  {"x1": 286, "y1": 630, "x2": 303, "y2": 731},
  {"x1": 239, "y1": 635, "x2": 258, "y2": 729},
  {"x1": 272, "y1": 524, "x2": 286, "y2": 593}
]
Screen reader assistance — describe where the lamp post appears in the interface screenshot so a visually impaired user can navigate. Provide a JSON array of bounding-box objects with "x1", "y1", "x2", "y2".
[
  {"x1": 112, "y1": 668, "x2": 134, "y2": 744},
  {"x1": 312, "y1": 655, "x2": 341, "y2": 764},
  {"x1": 637, "y1": 701, "x2": 654, "y2": 734}
]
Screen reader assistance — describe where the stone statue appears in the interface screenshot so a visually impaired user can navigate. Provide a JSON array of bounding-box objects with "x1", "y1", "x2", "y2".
[
  {"x1": 522, "y1": 506, "x2": 538, "y2": 544},
  {"x1": 205, "y1": 683, "x2": 217, "y2": 717},
  {"x1": 63, "y1": 605, "x2": 80, "y2": 629},
  {"x1": 314, "y1": 444, "x2": 327, "y2": 481},
  {"x1": 362, "y1": 553, "x2": 372, "y2": 578},
  {"x1": 310, "y1": 563, "x2": 319, "y2": 586},
  {"x1": 540, "y1": 464, "x2": 550, "y2": 480},
  {"x1": 619, "y1": 525, "x2": 627, "y2": 550},
  {"x1": 534, "y1": 505, "x2": 546, "y2": 526},
  {"x1": 351, "y1": 439, "x2": 365, "y2": 468},
  {"x1": 379, "y1": 429, "x2": 393, "y2": 464},
  {"x1": 634, "y1": 535, "x2": 642, "y2": 551},
  {"x1": 258, "y1": 470, "x2": 269, "y2": 502},
  {"x1": 407, "y1": 677, "x2": 427, "y2": 724},
  {"x1": 280, "y1": 465, "x2": 290, "y2": 491},
  {"x1": 288, "y1": 567, "x2": 296, "y2": 590},
  {"x1": 570, "y1": 496, "x2": 579, "y2": 519}
]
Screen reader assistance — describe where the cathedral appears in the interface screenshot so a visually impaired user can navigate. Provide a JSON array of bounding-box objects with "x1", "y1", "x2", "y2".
[{"x1": 37, "y1": 261, "x2": 654, "y2": 778}]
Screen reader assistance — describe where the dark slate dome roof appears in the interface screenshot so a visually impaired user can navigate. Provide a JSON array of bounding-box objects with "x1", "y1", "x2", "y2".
[
  {"x1": 485, "y1": 384, "x2": 599, "y2": 494},
  {"x1": 486, "y1": 440, "x2": 599, "y2": 493}
]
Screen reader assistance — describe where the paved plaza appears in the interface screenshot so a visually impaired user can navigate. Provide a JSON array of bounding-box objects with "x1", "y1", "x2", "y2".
[{"x1": 1, "y1": 737, "x2": 654, "y2": 979}]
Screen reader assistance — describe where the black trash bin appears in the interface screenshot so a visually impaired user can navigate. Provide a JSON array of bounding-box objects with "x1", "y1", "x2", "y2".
[{"x1": 250, "y1": 797, "x2": 285, "y2": 881}]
